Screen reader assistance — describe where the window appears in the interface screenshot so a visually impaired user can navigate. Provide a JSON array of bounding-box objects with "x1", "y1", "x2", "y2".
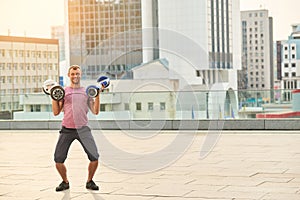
[
  {"x1": 19, "y1": 50, "x2": 24, "y2": 57},
  {"x1": 100, "y1": 104, "x2": 105, "y2": 111},
  {"x1": 136, "y1": 102, "x2": 141, "y2": 111},
  {"x1": 160, "y1": 102, "x2": 165, "y2": 111},
  {"x1": 292, "y1": 72, "x2": 296, "y2": 77},
  {"x1": 124, "y1": 103, "x2": 129, "y2": 110},
  {"x1": 30, "y1": 105, "x2": 41, "y2": 112},
  {"x1": 0, "y1": 49, "x2": 5, "y2": 57},
  {"x1": 284, "y1": 63, "x2": 289, "y2": 68},
  {"x1": 148, "y1": 102, "x2": 153, "y2": 111},
  {"x1": 285, "y1": 72, "x2": 289, "y2": 77},
  {"x1": 292, "y1": 63, "x2": 296, "y2": 68},
  {"x1": 37, "y1": 51, "x2": 41, "y2": 58}
]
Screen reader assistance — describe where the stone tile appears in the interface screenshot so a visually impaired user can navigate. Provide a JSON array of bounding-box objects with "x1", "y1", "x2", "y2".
[{"x1": 1, "y1": 131, "x2": 300, "y2": 199}]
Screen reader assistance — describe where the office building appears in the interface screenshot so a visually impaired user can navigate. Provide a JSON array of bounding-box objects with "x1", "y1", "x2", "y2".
[
  {"x1": 0, "y1": 35, "x2": 59, "y2": 112},
  {"x1": 66, "y1": 0, "x2": 143, "y2": 80},
  {"x1": 278, "y1": 24, "x2": 300, "y2": 101},
  {"x1": 51, "y1": 25, "x2": 66, "y2": 62},
  {"x1": 142, "y1": 0, "x2": 241, "y2": 118},
  {"x1": 240, "y1": 10, "x2": 274, "y2": 90},
  {"x1": 142, "y1": 0, "x2": 241, "y2": 89}
]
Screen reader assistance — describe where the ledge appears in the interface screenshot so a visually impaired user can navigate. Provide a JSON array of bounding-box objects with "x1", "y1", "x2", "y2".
[{"x1": 0, "y1": 119, "x2": 299, "y2": 130}]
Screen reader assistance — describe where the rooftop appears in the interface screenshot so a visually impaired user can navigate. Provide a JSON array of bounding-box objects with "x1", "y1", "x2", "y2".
[{"x1": 1, "y1": 130, "x2": 300, "y2": 199}]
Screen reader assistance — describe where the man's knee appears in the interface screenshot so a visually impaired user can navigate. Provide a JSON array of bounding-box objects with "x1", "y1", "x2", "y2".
[
  {"x1": 54, "y1": 152, "x2": 67, "y2": 163},
  {"x1": 88, "y1": 153, "x2": 99, "y2": 162}
]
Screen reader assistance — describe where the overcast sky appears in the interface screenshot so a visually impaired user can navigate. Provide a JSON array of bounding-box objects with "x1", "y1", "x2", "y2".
[{"x1": 0, "y1": 0, "x2": 299, "y2": 41}]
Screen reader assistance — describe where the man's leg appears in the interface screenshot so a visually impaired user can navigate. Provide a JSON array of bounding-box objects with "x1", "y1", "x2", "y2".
[
  {"x1": 77, "y1": 126, "x2": 100, "y2": 190},
  {"x1": 54, "y1": 128, "x2": 75, "y2": 191},
  {"x1": 56, "y1": 163, "x2": 69, "y2": 183},
  {"x1": 87, "y1": 160, "x2": 98, "y2": 182}
]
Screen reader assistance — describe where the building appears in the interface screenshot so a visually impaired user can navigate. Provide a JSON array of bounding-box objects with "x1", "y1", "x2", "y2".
[
  {"x1": 14, "y1": 0, "x2": 242, "y2": 120},
  {"x1": 142, "y1": 0, "x2": 241, "y2": 118},
  {"x1": 278, "y1": 24, "x2": 300, "y2": 101},
  {"x1": 51, "y1": 25, "x2": 66, "y2": 62},
  {"x1": 240, "y1": 10, "x2": 274, "y2": 91},
  {"x1": 14, "y1": 59, "x2": 181, "y2": 120},
  {"x1": 66, "y1": 0, "x2": 143, "y2": 80},
  {"x1": 0, "y1": 35, "x2": 59, "y2": 112}
]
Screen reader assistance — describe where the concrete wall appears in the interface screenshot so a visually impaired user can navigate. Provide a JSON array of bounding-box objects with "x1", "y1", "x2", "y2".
[{"x1": 1, "y1": 119, "x2": 300, "y2": 130}]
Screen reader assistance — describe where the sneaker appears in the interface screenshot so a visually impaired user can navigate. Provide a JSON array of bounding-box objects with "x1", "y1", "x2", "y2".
[
  {"x1": 86, "y1": 180, "x2": 99, "y2": 190},
  {"x1": 55, "y1": 181, "x2": 69, "y2": 192}
]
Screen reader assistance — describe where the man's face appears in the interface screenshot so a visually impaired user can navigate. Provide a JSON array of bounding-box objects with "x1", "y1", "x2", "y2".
[{"x1": 68, "y1": 68, "x2": 81, "y2": 85}]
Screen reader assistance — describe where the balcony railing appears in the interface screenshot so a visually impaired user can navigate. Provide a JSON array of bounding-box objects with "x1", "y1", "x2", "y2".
[{"x1": 0, "y1": 89, "x2": 296, "y2": 120}]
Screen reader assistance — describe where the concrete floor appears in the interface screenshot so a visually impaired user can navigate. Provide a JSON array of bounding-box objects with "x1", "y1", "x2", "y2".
[{"x1": 0, "y1": 130, "x2": 300, "y2": 200}]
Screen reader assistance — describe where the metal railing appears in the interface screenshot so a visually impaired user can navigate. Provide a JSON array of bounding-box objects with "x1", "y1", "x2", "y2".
[{"x1": 0, "y1": 89, "x2": 296, "y2": 120}]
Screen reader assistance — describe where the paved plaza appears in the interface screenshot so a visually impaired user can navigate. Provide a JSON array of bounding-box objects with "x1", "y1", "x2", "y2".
[{"x1": 0, "y1": 130, "x2": 300, "y2": 200}]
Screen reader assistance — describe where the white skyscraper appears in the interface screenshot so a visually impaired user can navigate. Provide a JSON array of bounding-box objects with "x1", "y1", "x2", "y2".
[
  {"x1": 142, "y1": 0, "x2": 241, "y2": 90},
  {"x1": 142, "y1": 0, "x2": 241, "y2": 118}
]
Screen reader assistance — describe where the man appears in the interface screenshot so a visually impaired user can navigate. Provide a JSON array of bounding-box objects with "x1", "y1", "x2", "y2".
[{"x1": 52, "y1": 65, "x2": 100, "y2": 192}]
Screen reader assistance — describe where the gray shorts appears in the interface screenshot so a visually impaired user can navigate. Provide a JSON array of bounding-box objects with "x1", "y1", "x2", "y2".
[{"x1": 54, "y1": 126, "x2": 99, "y2": 163}]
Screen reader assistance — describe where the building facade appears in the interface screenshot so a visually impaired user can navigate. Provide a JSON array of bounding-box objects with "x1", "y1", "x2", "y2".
[
  {"x1": 66, "y1": 0, "x2": 143, "y2": 80},
  {"x1": 240, "y1": 10, "x2": 274, "y2": 90},
  {"x1": 0, "y1": 35, "x2": 59, "y2": 112},
  {"x1": 51, "y1": 25, "x2": 66, "y2": 62},
  {"x1": 142, "y1": 0, "x2": 241, "y2": 90},
  {"x1": 142, "y1": 0, "x2": 241, "y2": 118},
  {"x1": 279, "y1": 24, "x2": 300, "y2": 101}
]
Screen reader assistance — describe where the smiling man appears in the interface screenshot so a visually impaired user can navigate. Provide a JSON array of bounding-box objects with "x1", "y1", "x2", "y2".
[{"x1": 52, "y1": 65, "x2": 100, "y2": 192}]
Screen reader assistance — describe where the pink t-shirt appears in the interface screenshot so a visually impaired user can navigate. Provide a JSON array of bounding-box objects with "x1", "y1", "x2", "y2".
[{"x1": 62, "y1": 87, "x2": 92, "y2": 128}]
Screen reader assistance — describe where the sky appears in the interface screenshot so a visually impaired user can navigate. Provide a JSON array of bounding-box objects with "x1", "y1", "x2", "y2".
[{"x1": 0, "y1": 0, "x2": 299, "y2": 41}]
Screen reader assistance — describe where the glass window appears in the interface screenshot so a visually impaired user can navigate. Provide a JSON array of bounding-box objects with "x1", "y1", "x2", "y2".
[
  {"x1": 285, "y1": 72, "x2": 289, "y2": 77},
  {"x1": 160, "y1": 102, "x2": 165, "y2": 111},
  {"x1": 148, "y1": 102, "x2": 153, "y2": 111},
  {"x1": 136, "y1": 102, "x2": 141, "y2": 111}
]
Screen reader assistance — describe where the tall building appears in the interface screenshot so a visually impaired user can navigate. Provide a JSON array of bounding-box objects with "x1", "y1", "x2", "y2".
[
  {"x1": 66, "y1": 0, "x2": 143, "y2": 79},
  {"x1": 142, "y1": 0, "x2": 241, "y2": 118},
  {"x1": 278, "y1": 24, "x2": 300, "y2": 101},
  {"x1": 143, "y1": 0, "x2": 241, "y2": 90},
  {"x1": 0, "y1": 35, "x2": 59, "y2": 112},
  {"x1": 240, "y1": 10, "x2": 274, "y2": 90},
  {"x1": 51, "y1": 25, "x2": 66, "y2": 62}
]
